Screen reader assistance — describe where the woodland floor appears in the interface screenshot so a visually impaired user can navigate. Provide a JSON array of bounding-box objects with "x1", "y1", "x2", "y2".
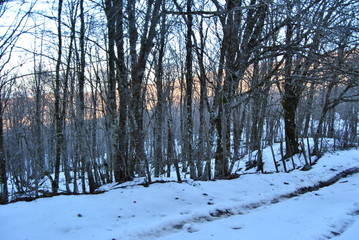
[{"x1": 1, "y1": 148, "x2": 359, "y2": 240}]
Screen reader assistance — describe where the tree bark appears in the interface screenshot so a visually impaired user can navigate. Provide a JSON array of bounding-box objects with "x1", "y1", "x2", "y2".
[
  {"x1": 0, "y1": 92, "x2": 8, "y2": 203},
  {"x1": 184, "y1": 0, "x2": 196, "y2": 179},
  {"x1": 78, "y1": 0, "x2": 95, "y2": 193},
  {"x1": 281, "y1": 10, "x2": 299, "y2": 158},
  {"x1": 115, "y1": 0, "x2": 131, "y2": 183},
  {"x1": 128, "y1": 0, "x2": 162, "y2": 183},
  {"x1": 154, "y1": 4, "x2": 166, "y2": 177},
  {"x1": 53, "y1": 0, "x2": 63, "y2": 194}
]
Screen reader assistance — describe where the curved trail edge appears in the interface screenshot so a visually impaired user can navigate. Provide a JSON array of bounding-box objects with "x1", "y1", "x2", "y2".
[{"x1": 134, "y1": 167, "x2": 359, "y2": 239}]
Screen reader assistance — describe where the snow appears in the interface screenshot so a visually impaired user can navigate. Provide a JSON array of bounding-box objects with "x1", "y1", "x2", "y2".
[
  {"x1": 1, "y1": 148, "x2": 359, "y2": 240},
  {"x1": 155, "y1": 174, "x2": 359, "y2": 240}
]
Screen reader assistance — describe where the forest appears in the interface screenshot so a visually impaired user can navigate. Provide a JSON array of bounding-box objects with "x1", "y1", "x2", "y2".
[{"x1": 0, "y1": 0, "x2": 358, "y2": 204}]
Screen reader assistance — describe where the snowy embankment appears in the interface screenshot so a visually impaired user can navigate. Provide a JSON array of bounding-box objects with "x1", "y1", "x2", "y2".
[{"x1": 1, "y1": 148, "x2": 359, "y2": 240}]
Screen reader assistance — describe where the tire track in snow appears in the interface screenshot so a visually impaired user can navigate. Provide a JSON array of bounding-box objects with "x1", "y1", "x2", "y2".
[{"x1": 129, "y1": 167, "x2": 359, "y2": 240}]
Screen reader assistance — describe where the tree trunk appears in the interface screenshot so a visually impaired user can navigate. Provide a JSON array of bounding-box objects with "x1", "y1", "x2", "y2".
[
  {"x1": 303, "y1": 82, "x2": 315, "y2": 137},
  {"x1": 282, "y1": 13, "x2": 299, "y2": 157},
  {"x1": 78, "y1": 0, "x2": 95, "y2": 193},
  {"x1": 104, "y1": 0, "x2": 129, "y2": 183},
  {"x1": 34, "y1": 68, "x2": 44, "y2": 196},
  {"x1": 196, "y1": 17, "x2": 208, "y2": 179},
  {"x1": 184, "y1": 0, "x2": 196, "y2": 179},
  {"x1": 53, "y1": 0, "x2": 63, "y2": 194},
  {"x1": 0, "y1": 94, "x2": 8, "y2": 203},
  {"x1": 154, "y1": 5, "x2": 166, "y2": 177},
  {"x1": 116, "y1": 0, "x2": 131, "y2": 183},
  {"x1": 128, "y1": 0, "x2": 162, "y2": 182}
]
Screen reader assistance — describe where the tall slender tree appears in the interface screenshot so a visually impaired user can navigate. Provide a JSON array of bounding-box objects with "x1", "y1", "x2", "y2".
[
  {"x1": 0, "y1": 0, "x2": 34, "y2": 202},
  {"x1": 128, "y1": 0, "x2": 162, "y2": 182},
  {"x1": 77, "y1": 0, "x2": 95, "y2": 193}
]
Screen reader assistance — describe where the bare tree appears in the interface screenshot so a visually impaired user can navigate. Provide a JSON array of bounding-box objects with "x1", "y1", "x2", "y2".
[
  {"x1": 211, "y1": 0, "x2": 268, "y2": 178},
  {"x1": 128, "y1": 0, "x2": 162, "y2": 182},
  {"x1": 0, "y1": 0, "x2": 34, "y2": 203},
  {"x1": 52, "y1": 0, "x2": 64, "y2": 194},
  {"x1": 77, "y1": 0, "x2": 95, "y2": 193}
]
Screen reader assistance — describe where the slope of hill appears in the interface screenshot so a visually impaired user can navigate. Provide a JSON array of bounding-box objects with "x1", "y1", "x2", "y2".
[{"x1": 1, "y1": 148, "x2": 358, "y2": 240}]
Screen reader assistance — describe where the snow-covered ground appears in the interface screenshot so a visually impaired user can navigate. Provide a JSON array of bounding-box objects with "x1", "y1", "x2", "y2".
[{"x1": 1, "y1": 148, "x2": 358, "y2": 240}]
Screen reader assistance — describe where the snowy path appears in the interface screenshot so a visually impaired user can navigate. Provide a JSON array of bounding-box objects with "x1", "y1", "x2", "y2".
[
  {"x1": 145, "y1": 173, "x2": 359, "y2": 240},
  {"x1": 1, "y1": 149, "x2": 358, "y2": 240}
]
